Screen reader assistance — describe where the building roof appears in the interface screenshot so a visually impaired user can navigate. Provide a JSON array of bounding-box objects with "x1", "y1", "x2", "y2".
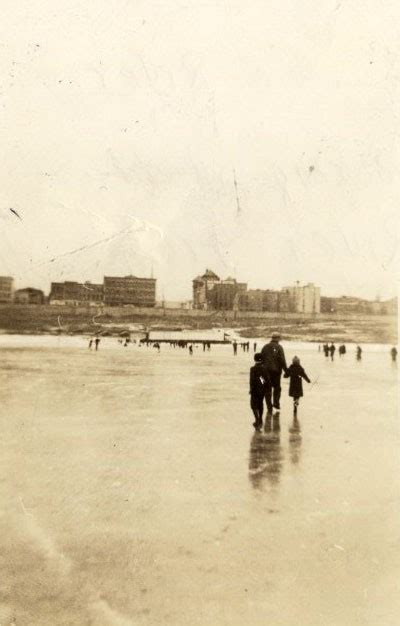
[
  {"x1": 104, "y1": 275, "x2": 155, "y2": 281},
  {"x1": 14, "y1": 287, "x2": 44, "y2": 294},
  {"x1": 201, "y1": 269, "x2": 220, "y2": 280}
]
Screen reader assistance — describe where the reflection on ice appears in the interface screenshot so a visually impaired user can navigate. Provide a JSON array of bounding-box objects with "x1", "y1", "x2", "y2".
[
  {"x1": 288, "y1": 416, "x2": 302, "y2": 465},
  {"x1": 248, "y1": 414, "x2": 283, "y2": 491}
]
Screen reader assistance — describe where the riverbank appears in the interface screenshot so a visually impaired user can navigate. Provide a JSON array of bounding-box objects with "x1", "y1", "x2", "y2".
[{"x1": 0, "y1": 304, "x2": 397, "y2": 344}]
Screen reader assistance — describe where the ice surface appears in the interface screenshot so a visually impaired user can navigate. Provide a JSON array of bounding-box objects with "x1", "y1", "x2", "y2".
[{"x1": 0, "y1": 337, "x2": 398, "y2": 625}]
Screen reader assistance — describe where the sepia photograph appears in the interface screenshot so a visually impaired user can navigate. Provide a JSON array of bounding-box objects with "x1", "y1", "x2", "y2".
[{"x1": 0, "y1": 1, "x2": 399, "y2": 625}]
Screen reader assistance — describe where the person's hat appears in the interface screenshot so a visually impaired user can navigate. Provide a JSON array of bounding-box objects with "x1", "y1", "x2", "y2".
[{"x1": 271, "y1": 332, "x2": 281, "y2": 340}]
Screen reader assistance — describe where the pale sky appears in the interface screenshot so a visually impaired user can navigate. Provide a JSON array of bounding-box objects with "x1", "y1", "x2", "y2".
[{"x1": 1, "y1": 0, "x2": 399, "y2": 301}]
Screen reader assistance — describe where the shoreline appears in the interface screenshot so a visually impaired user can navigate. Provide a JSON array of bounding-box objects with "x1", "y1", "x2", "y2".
[
  {"x1": 0, "y1": 327, "x2": 396, "y2": 346},
  {"x1": 0, "y1": 303, "x2": 397, "y2": 344}
]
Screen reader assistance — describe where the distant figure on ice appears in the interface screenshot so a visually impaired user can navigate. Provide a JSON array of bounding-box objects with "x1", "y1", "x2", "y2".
[
  {"x1": 189, "y1": 345, "x2": 193, "y2": 355},
  {"x1": 339, "y1": 344, "x2": 346, "y2": 356},
  {"x1": 88, "y1": 338, "x2": 93, "y2": 349},
  {"x1": 95, "y1": 337, "x2": 100, "y2": 351},
  {"x1": 390, "y1": 346, "x2": 397, "y2": 362},
  {"x1": 356, "y1": 345, "x2": 362, "y2": 361},
  {"x1": 323, "y1": 343, "x2": 329, "y2": 357},
  {"x1": 233, "y1": 341, "x2": 238, "y2": 355},
  {"x1": 261, "y1": 332, "x2": 288, "y2": 413},
  {"x1": 329, "y1": 343, "x2": 336, "y2": 361},
  {"x1": 249, "y1": 353, "x2": 268, "y2": 431},
  {"x1": 203, "y1": 342, "x2": 206, "y2": 352},
  {"x1": 284, "y1": 356, "x2": 310, "y2": 415},
  {"x1": 253, "y1": 342, "x2": 257, "y2": 353}
]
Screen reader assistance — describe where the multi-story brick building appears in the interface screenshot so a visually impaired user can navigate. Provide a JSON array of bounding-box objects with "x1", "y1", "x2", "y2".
[
  {"x1": 246, "y1": 289, "x2": 280, "y2": 312},
  {"x1": 103, "y1": 275, "x2": 156, "y2": 307},
  {"x1": 193, "y1": 270, "x2": 249, "y2": 311},
  {"x1": 14, "y1": 288, "x2": 45, "y2": 305},
  {"x1": 264, "y1": 290, "x2": 280, "y2": 312},
  {"x1": 0, "y1": 276, "x2": 14, "y2": 303},
  {"x1": 49, "y1": 276, "x2": 155, "y2": 306},
  {"x1": 322, "y1": 295, "x2": 397, "y2": 315},
  {"x1": 49, "y1": 281, "x2": 104, "y2": 305},
  {"x1": 209, "y1": 279, "x2": 248, "y2": 311},
  {"x1": 192, "y1": 270, "x2": 221, "y2": 309},
  {"x1": 277, "y1": 289, "x2": 292, "y2": 312},
  {"x1": 246, "y1": 289, "x2": 265, "y2": 312},
  {"x1": 327, "y1": 296, "x2": 383, "y2": 315}
]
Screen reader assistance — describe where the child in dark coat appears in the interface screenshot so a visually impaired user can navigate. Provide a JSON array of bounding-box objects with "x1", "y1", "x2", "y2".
[
  {"x1": 249, "y1": 353, "x2": 268, "y2": 430},
  {"x1": 284, "y1": 356, "x2": 310, "y2": 410}
]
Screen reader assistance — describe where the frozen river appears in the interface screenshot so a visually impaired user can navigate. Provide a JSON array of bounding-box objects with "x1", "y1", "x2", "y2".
[{"x1": 0, "y1": 336, "x2": 399, "y2": 625}]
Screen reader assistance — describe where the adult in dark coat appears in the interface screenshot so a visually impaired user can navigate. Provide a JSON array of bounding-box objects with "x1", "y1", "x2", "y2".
[{"x1": 260, "y1": 332, "x2": 288, "y2": 412}]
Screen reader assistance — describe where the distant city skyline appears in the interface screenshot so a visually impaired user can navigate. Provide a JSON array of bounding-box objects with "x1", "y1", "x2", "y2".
[
  {"x1": 1, "y1": 2, "x2": 399, "y2": 303},
  {"x1": 0, "y1": 267, "x2": 396, "y2": 304}
]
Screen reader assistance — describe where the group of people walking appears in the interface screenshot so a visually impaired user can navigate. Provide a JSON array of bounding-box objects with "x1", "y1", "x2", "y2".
[
  {"x1": 321, "y1": 342, "x2": 361, "y2": 360},
  {"x1": 320, "y1": 342, "x2": 397, "y2": 362},
  {"x1": 232, "y1": 341, "x2": 251, "y2": 355},
  {"x1": 248, "y1": 337, "x2": 398, "y2": 429},
  {"x1": 249, "y1": 332, "x2": 311, "y2": 431},
  {"x1": 88, "y1": 337, "x2": 101, "y2": 351},
  {"x1": 320, "y1": 342, "x2": 348, "y2": 360}
]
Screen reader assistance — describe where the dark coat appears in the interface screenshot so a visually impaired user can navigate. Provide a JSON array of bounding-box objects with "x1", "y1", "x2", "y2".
[
  {"x1": 284, "y1": 363, "x2": 310, "y2": 398},
  {"x1": 260, "y1": 341, "x2": 288, "y2": 374},
  {"x1": 249, "y1": 363, "x2": 267, "y2": 396}
]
